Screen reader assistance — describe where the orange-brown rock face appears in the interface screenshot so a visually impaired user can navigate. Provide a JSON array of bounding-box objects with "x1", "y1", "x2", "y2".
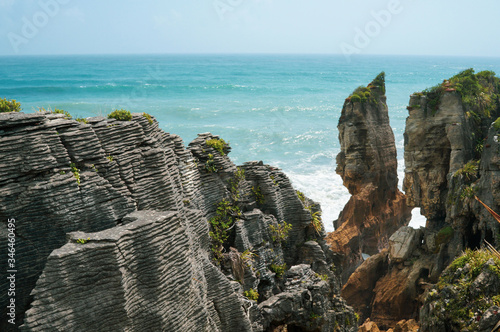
[{"x1": 326, "y1": 73, "x2": 411, "y2": 281}]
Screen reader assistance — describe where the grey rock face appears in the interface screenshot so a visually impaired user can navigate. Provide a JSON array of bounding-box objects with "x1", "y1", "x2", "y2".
[
  {"x1": 0, "y1": 112, "x2": 356, "y2": 331},
  {"x1": 389, "y1": 226, "x2": 420, "y2": 263},
  {"x1": 326, "y1": 73, "x2": 411, "y2": 282}
]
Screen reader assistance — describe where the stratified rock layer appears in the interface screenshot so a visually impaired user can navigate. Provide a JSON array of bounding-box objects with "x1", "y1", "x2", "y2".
[
  {"x1": 326, "y1": 73, "x2": 411, "y2": 282},
  {"x1": 346, "y1": 70, "x2": 500, "y2": 330},
  {"x1": 0, "y1": 112, "x2": 357, "y2": 332}
]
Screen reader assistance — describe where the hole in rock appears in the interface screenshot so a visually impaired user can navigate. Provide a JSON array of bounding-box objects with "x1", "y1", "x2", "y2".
[{"x1": 464, "y1": 217, "x2": 482, "y2": 250}]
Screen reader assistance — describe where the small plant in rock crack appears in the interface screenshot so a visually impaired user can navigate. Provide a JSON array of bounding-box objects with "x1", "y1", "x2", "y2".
[
  {"x1": 269, "y1": 263, "x2": 287, "y2": 279},
  {"x1": 76, "y1": 237, "x2": 90, "y2": 244},
  {"x1": 296, "y1": 190, "x2": 306, "y2": 203},
  {"x1": 70, "y1": 163, "x2": 81, "y2": 186},
  {"x1": 208, "y1": 199, "x2": 241, "y2": 263},
  {"x1": 229, "y1": 167, "x2": 245, "y2": 201},
  {"x1": 205, "y1": 154, "x2": 217, "y2": 173},
  {"x1": 305, "y1": 205, "x2": 323, "y2": 235},
  {"x1": 142, "y1": 112, "x2": 154, "y2": 124},
  {"x1": 206, "y1": 138, "x2": 230, "y2": 155},
  {"x1": 252, "y1": 185, "x2": 265, "y2": 204},
  {"x1": 269, "y1": 221, "x2": 292, "y2": 244},
  {"x1": 244, "y1": 288, "x2": 259, "y2": 301},
  {"x1": 240, "y1": 249, "x2": 258, "y2": 266}
]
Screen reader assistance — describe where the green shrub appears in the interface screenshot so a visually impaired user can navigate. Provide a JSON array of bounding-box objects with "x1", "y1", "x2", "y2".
[
  {"x1": 244, "y1": 288, "x2": 259, "y2": 301},
  {"x1": 70, "y1": 163, "x2": 81, "y2": 186},
  {"x1": 205, "y1": 154, "x2": 217, "y2": 173},
  {"x1": 206, "y1": 138, "x2": 230, "y2": 155},
  {"x1": 296, "y1": 190, "x2": 306, "y2": 203},
  {"x1": 53, "y1": 108, "x2": 72, "y2": 119},
  {"x1": 108, "y1": 109, "x2": 132, "y2": 121},
  {"x1": 143, "y1": 112, "x2": 153, "y2": 124},
  {"x1": 460, "y1": 185, "x2": 476, "y2": 200},
  {"x1": 76, "y1": 238, "x2": 90, "y2": 244},
  {"x1": 0, "y1": 98, "x2": 21, "y2": 113},
  {"x1": 305, "y1": 205, "x2": 323, "y2": 234},
  {"x1": 350, "y1": 94, "x2": 361, "y2": 103},
  {"x1": 208, "y1": 199, "x2": 241, "y2": 263},
  {"x1": 454, "y1": 160, "x2": 479, "y2": 181},
  {"x1": 75, "y1": 117, "x2": 88, "y2": 124},
  {"x1": 252, "y1": 185, "x2": 265, "y2": 204},
  {"x1": 419, "y1": 69, "x2": 500, "y2": 117},
  {"x1": 229, "y1": 167, "x2": 245, "y2": 201},
  {"x1": 269, "y1": 221, "x2": 292, "y2": 243},
  {"x1": 372, "y1": 71, "x2": 386, "y2": 94},
  {"x1": 315, "y1": 273, "x2": 329, "y2": 281},
  {"x1": 269, "y1": 263, "x2": 287, "y2": 278}
]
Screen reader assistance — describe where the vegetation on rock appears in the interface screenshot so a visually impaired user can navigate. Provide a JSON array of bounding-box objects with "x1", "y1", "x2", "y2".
[
  {"x1": 206, "y1": 138, "x2": 230, "y2": 155},
  {"x1": 108, "y1": 109, "x2": 132, "y2": 121},
  {"x1": 269, "y1": 221, "x2": 292, "y2": 244},
  {"x1": 75, "y1": 117, "x2": 88, "y2": 124},
  {"x1": 205, "y1": 154, "x2": 217, "y2": 173},
  {"x1": 252, "y1": 185, "x2": 265, "y2": 204},
  {"x1": 142, "y1": 112, "x2": 153, "y2": 124},
  {"x1": 419, "y1": 69, "x2": 500, "y2": 116},
  {"x1": 0, "y1": 98, "x2": 21, "y2": 113},
  {"x1": 454, "y1": 160, "x2": 479, "y2": 181},
  {"x1": 348, "y1": 71, "x2": 385, "y2": 104},
  {"x1": 422, "y1": 249, "x2": 500, "y2": 331},
  {"x1": 269, "y1": 263, "x2": 287, "y2": 278},
  {"x1": 70, "y1": 163, "x2": 81, "y2": 186},
  {"x1": 244, "y1": 288, "x2": 259, "y2": 301},
  {"x1": 208, "y1": 199, "x2": 241, "y2": 263}
]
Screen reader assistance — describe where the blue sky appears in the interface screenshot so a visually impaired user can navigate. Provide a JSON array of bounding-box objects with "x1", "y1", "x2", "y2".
[{"x1": 1, "y1": 0, "x2": 499, "y2": 57}]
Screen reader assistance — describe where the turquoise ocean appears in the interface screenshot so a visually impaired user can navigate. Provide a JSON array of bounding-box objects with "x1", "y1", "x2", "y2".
[{"x1": 2, "y1": 54, "x2": 500, "y2": 231}]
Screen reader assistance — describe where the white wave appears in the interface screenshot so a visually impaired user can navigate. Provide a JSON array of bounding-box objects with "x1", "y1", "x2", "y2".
[{"x1": 286, "y1": 165, "x2": 350, "y2": 233}]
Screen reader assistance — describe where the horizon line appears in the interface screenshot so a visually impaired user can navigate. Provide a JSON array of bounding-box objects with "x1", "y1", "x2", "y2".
[{"x1": 1, "y1": 52, "x2": 500, "y2": 59}]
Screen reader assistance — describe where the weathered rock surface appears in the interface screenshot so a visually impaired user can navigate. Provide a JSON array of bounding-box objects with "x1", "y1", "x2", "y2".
[
  {"x1": 404, "y1": 70, "x2": 500, "y2": 237},
  {"x1": 388, "y1": 226, "x2": 420, "y2": 263},
  {"x1": 420, "y1": 251, "x2": 500, "y2": 332},
  {"x1": 257, "y1": 264, "x2": 356, "y2": 332},
  {"x1": 342, "y1": 224, "x2": 462, "y2": 329},
  {"x1": 22, "y1": 210, "x2": 251, "y2": 332},
  {"x1": 326, "y1": 73, "x2": 411, "y2": 282},
  {"x1": 358, "y1": 318, "x2": 381, "y2": 332},
  {"x1": 0, "y1": 112, "x2": 357, "y2": 331},
  {"x1": 350, "y1": 70, "x2": 500, "y2": 329}
]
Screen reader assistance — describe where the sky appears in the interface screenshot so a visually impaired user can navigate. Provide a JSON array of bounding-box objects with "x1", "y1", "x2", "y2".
[{"x1": 1, "y1": 0, "x2": 500, "y2": 57}]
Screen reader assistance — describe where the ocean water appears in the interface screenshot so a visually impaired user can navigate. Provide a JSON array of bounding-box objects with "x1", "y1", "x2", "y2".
[{"x1": 2, "y1": 54, "x2": 500, "y2": 232}]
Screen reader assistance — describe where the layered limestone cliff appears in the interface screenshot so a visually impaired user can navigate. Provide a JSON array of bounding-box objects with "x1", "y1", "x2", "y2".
[
  {"x1": 326, "y1": 72, "x2": 411, "y2": 282},
  {"x1": 0, "y1": 111, "x2": 357, "y2": 331},
  {"x1": 342, "y1": 69, "x2": 500, "y2": 330}
]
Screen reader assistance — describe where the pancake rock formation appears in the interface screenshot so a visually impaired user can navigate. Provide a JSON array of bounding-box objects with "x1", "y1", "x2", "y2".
[
  {"x1": 342, "y1": 69, "x2": 500, "y2": 330},
  {"x1": 326, "y1": 72, "x2": 411, "y2": 282},
  {"x1": 0, "y1": 111, "x2": 357, "y2": 331}
]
